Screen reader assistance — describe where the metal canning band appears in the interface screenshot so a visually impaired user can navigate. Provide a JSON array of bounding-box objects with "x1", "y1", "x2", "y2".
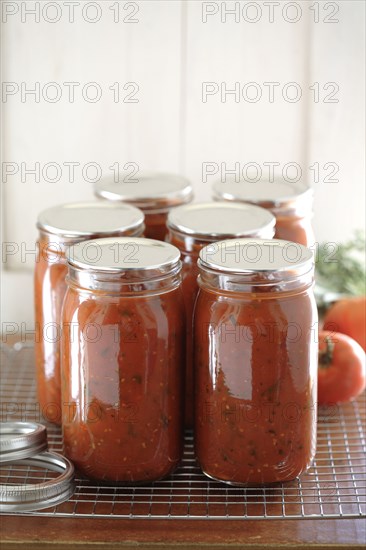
[
  {"x1": 0, "y1": 451, "x2": 75, "y2": 512},
  {"x1": 0, "y1": 422, "x2": 48, "y2": 463}
]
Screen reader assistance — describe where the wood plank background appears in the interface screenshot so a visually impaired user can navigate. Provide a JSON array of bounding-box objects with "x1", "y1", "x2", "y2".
[{"x1": 1, "y1": 0, "x2": 365, "y2": 326}]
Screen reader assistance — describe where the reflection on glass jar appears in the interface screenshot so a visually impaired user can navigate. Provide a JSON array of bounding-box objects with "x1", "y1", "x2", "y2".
[
  {"x1": 212, "y1": 180, "x2": 315, "y2": 247},
  {"x1": 34, "y1": 202, "x2": 144, "y2": 425},
  {"x1": 167, "y1": 202, "x2": 275, "y2": 427},
  {"x1": 61, "y1": 237, "x2": 185, "y2": 482},
  {"x1": 194, "y1": 239, "x2": 318, "y2": 485},
  {"x1": 95, "y1": 172, "x2": 193, "y2": 241}
]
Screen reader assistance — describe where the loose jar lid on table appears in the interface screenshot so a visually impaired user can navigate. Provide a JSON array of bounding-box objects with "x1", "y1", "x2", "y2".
[
  {"x1": 167, "y1": 202, "x2": 275, "y2": 240},
  {"x1": 212, "y1": 180, "x2": 313, "y2": 215},
  {"x1": 0, "y1": 451, "x2": 75, "y2": 512},
  {"x1": 94, "y1": 172, "x2": 193, "y2": 212},
  {"x1": 0, "y1": 422, "x2": 48, "y2": 463},
  {"x1": 37, "y1": 201, "x2": 145, "y2": 240}
]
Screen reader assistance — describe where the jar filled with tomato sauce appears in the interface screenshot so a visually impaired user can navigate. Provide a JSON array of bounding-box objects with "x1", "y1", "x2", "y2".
[
  {"x1": 212, "y1": 180, "x2": 314, "y2": 247},
  {"x1": 167, "y1": 202, "x2": 275, "y2": 427},
  {"x1": 61, "y1": 237, "x2": 185, "y2": 482},
  {"x1": 94, "y1": 172, "x2": 193, "y2": 241},
  {"x1": 34, "y1": 202, "x2": 144, "y2": 425},
  {"x1": 194, "y1": 239, "x2": 317, "y2": 485}
]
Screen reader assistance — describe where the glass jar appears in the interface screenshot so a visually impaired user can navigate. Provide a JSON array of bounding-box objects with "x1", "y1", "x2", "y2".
[
  {"x1": 194, "y1": 239, "x2": 317, "y2": 485},
  {"x1": 94, "y1": 172, "x2": 193, "y2": 241},
  {"x1": 61, "y1": 237, "x2": 185, "y2": 482},
  {"x1": 212, "y1": 180, "x2": 314, "y2": 247},
  {"x1": 34, "y1": 202, "x2": 144, "y2": 425},
  {"x1": 167, "y1": 202, "x2": 275, "y2": 427}
]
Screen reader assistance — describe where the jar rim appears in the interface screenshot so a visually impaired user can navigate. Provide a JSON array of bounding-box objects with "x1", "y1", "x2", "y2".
[
  {"x1": 0, "y1": 451, "x2": 74, "y2": 512},
  {"x1": 167, "y1": 201, "x2": 275, "y2": 238},
  {"x1": 94, "y1": 172, "x2": 193, "y2": 208},
  {"x1": 0, "y1": 422, "x2": 48, "y2": 463},
  {"x1": 37, "y1": 201, "x2": 144, "y2": 238},
  {"x1": 212, "y1": 180, "x2": 313, "y2": 209},
  {"x1": 199, "y1": 238, "x2": 314, "y2": 274},
  {"x1": 66, "y1": 237, "x2": 181, "y2": 274}
]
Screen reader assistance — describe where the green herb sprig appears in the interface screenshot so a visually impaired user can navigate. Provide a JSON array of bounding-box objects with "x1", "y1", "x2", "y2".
[{"x1": 315, "y1": 230, "x2": 365, "y2": 308}]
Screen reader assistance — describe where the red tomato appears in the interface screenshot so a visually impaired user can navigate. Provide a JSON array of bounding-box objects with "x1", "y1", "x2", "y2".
[
  {"x1": 318, "y1": 331, "x2": 366, "y2": 405},
  {"x1": 323, "y1": 296, "x2": 366, "y2": 351}
]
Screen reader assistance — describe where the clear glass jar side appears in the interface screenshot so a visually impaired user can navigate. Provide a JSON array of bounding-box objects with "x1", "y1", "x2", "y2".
[
  {"x1": 34, "y1": 234, "x2": 67, "y2": 424},
  {"x1": 61, "y1": 278, "x2": 185, "y2": 482},
  {"x1": 34, "y1": 224, "x2": 145, "y2": 425},
  {"x1": 168, "y1": 228, "x2": 275, "y2": 428},
  {"x1": 194, "y1": 274, "x2": 318, "y2": 485}
]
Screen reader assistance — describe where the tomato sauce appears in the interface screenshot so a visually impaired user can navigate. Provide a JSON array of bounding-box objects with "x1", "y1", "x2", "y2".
[
  {"x1": 167, "y1": 203, "x2": 275, "y2": 427},
  {"x1": 194, "y1": 239, "x2": 317, "y2": 484},
  {"x1": 34, "y1": 240, "x2": 68, "y2": 424},
  {"x1": 34, "y1": 203, "x2": 144, "y2": 425},
  {"x1": 143, "y1": 211, "x2": 171, "y2": 241},
  {"x1": 61, "y1": 237, "x2": 185, "y2": 482},
  {"x1": 273, "y1": 215, "x2": 314, "y2": 247},
  {"x1": 169, "y1": 249, "x2": 199, "y2": 427}
]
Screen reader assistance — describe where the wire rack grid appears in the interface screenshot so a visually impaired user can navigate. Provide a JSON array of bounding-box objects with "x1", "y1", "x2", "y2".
[{"x1": 0, "y1": 342, "x2": 365, "y2": 520}]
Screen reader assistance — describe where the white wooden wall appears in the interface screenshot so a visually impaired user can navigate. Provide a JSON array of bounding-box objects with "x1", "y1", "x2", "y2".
[{"x1": 1, "y1": 0, "x2": 365, "y2": 328}]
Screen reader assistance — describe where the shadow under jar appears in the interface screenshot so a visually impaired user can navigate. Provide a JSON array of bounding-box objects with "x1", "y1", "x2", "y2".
[
  {"x1": 167, "y1": 202, "x2": 275, "y2": 427},
  {"x1": 34, "y1": 202, "x2": 144, "y2": 425},
  {"x1": 194, "y1": 239, "x2": 318, "y2": 485},
  {"x1": 61, "y1": 237, "x2": 185, "y2": 482},
  {"x1": 94, "y1": 172, "x2": 193, "y2": 241},
  {"x1": 212, "y1": 180, "x2": 315, "y2": 247}
]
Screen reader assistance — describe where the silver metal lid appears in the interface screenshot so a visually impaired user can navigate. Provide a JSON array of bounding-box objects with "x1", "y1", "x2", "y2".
[
  {"x1": 199, "y1": 238, "x2": 314, "y2": 273},
  {"x1": 212, "y1": 180, "x2": 313, "y2": 207},
  {"x1": 94, "y1": 172, "x2": 193, "y2": 210},
  {"x1": 167, "y1": 202, "x2": 275, "y2": 238},
  {"x1": 0, "y1": 422, "x2": 48, "y2": 463},
  {"x1": 37, "y1": 201, "x2": 144, "y2": 238},
  {"x1": 0, "y1": 451, "x2": 75, "y2": 512},
  {"x1": 67, "y1": 237, "x2": 181, "y2": 273}
]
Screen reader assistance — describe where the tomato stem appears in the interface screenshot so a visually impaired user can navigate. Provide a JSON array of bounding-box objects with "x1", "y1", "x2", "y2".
[{"x1": 319, "y1": 336, "x2": 335, "y2": 368}]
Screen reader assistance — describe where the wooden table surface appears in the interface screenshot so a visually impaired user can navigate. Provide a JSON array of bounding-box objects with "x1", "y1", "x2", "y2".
[{"x1": 0, "y1": 514, "x2": 365, "y2": 549}]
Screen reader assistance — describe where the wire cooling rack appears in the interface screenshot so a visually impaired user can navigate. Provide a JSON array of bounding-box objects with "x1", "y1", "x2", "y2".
[{"x1": 0, "y1": 342, "x2": 365, "y2": 520}]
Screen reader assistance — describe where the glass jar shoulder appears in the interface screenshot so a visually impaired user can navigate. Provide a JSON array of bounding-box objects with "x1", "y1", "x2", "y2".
[
  {"x1": 195, "y1": 284, "x2": 316, "y2": 323},
  {"x1": 62, "y1": 285, "x2": 185, "y2": 333},
  {"x1": 194, "y1": 285, "x2": 317, "y2": 484},
  {"x1": 194, "y1": 286, "x2": 317, "y2": 388}
]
